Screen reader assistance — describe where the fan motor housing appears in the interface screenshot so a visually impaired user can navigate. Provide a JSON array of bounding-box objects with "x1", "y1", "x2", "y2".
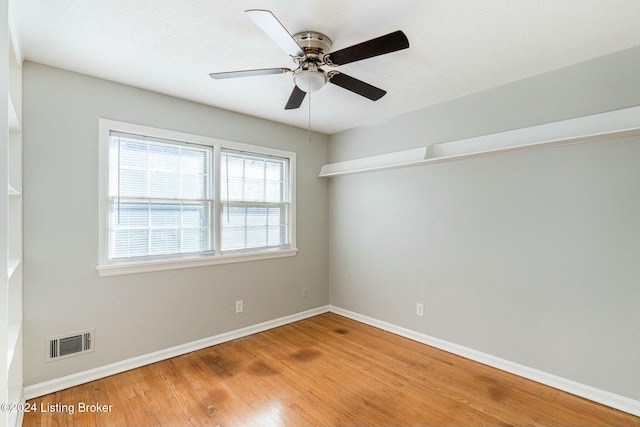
[{"x1": 293, "y1": 31, "x2": 332, "y2": 62}]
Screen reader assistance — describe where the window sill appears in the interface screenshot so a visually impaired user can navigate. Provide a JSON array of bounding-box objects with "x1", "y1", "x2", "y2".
[{"x1": 96, "y1": 248, "x2": 299, "y2": 277}]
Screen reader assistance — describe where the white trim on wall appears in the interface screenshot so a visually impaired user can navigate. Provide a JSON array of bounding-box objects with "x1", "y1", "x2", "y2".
[
  {"x1": 319, "y1": 105, "x2": 640, "y2": 177},
  {"x1": 96, "y1": 248, "x2": 299, "y2": 276},
  {"x1": 24, "y1": 306, "x2": 330, "y2": 400},
  {"x1": 330, "y1": 306, "x2": 640, "y2": 417},
  {"x1": 24, "y1": 304, "x2": 640, "y2": 417}
]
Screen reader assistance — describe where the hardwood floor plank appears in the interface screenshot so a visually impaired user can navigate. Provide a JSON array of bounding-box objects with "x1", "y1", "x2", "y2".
[{"x1": 23, "y1": 313, "x2": 640, "y2": 426}]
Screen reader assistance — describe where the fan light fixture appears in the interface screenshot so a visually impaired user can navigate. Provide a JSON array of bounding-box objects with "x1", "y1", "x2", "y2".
[
  {"x1": 294, "y1": 69, "x2": 327, "y2": 93},
  {"x1": 209, "y1": 10, "x2": 410, "y2": 109}
]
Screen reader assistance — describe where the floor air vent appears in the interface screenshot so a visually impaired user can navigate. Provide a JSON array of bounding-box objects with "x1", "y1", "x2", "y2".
[{"x1": 47, "y1": 329, "x2": 94, "y2": 362}]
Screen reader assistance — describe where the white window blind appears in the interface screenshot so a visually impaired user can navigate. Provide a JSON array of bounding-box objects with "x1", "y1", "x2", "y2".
[
  {"x1": 108, "y1": 132, "x2": 213, "y2": 259},
  {"x1": 221, "y1": 150, "x2": 290, "y2": 252}
]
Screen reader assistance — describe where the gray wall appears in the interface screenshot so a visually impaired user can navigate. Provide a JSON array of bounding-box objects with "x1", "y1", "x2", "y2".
[
  {"x1": 328, "y1": 46, "x2": 640, "y2": 400},
  {"x1": 22, "y1": 62, "x2": 330, "y2": 385},
  {"x1": 22, "y1": 43, "x2": 640, "y2": 402},
  {"x1": 331, "y1": 46, "x2": 640, "y2": 162}
]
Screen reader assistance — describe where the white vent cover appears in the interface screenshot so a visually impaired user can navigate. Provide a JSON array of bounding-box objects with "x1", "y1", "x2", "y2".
[{"x1": 47, "y1": 329, "x2": 94, "y2": 362}]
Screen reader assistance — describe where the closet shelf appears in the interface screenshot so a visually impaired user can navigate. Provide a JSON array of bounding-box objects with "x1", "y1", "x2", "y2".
[
  {"x1": 7, "y1": 257, "x2": 21, "y2": 279},
  {"x1": 7, "y1": 322, "x2": 22, "y2": 368},
  {"x1": 8, "y1": 184, "x2": 21, "y2": 196}
]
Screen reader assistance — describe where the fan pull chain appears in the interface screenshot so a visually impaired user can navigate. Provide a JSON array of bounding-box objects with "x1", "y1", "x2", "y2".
[{"x1": 308, "y1": 91, "x2": 312, "y2": 142}]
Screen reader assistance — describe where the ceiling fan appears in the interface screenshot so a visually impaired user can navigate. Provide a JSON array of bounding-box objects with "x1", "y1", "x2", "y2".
[{"x1": 209, "y1": 9, "x2": 410, "y2": 110}]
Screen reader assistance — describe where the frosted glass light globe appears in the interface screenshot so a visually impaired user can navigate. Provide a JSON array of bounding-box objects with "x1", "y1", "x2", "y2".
[{"x1": 294, "y1": 70, "x2": 327, "y2": 93}]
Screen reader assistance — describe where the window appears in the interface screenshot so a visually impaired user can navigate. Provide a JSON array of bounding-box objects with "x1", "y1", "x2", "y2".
[
  {"x1": 98, "y1": 119, "x2": 296, "y2": 276},
  {"x1": 109, "y1": 132, "x2": 213, "y2": 259},
  {"x1": 221, "y1": 150, "x2": 290, "y2": 252}
]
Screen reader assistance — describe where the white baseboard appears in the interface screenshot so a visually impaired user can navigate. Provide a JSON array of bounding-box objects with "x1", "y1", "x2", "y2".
[
  {"x1": 329, "y1": 305, "x2": 640, "y2": 417},
  {"x1": 24, "y1": 306, "x2": 330, "y2": 400},
  {"x1": 23, "y1": 304, "x2": 640, "y2": 418}
]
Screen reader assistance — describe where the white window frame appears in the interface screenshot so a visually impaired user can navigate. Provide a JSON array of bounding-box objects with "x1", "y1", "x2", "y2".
[{"x1": 97, "y1": 119, "x2": 297, "y2": 277}]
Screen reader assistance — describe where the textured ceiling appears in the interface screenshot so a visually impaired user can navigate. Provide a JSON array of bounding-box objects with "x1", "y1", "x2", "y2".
[{"x1": 15, "y1": 0, "x2": 640, "y2": 134}]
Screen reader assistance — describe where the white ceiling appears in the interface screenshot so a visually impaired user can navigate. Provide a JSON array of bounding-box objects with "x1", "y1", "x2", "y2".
[{"x1": 15, "y1": 0, "x2": 640, "y2": 134}]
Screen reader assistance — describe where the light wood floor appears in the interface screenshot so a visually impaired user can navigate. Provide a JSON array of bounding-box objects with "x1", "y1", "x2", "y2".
[{"x1": 23, "y1": 313, "x2": 639, "y2": 426}]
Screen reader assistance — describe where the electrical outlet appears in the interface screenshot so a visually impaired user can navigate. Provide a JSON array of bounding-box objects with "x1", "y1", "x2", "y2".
[
  {"x1": 416, "y1": 303, "x2": 424, "y2": 317},
  {"x1": 301, "y1": 288, "x2": 308, "y2": 298},
  {"x1": 235, "y1": 300, "x2": 244, "y2": 314}
]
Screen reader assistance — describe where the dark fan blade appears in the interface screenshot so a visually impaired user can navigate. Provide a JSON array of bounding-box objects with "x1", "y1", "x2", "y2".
[
  {"x1": 209, "y1": 68, "x2": 290, "y2": 79},
  {"x1": 325, "y1": 30, "x2": 409, "y2": 66},
  {"x1": 245, "y1": 10, "x2": 304, "y2": 57},
  {"x1": 329, "y1": 72, "x2": 386, "y2": 101},
  {"x1": 285, "y1": 85, "x2": 306, "y2": 110}
]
